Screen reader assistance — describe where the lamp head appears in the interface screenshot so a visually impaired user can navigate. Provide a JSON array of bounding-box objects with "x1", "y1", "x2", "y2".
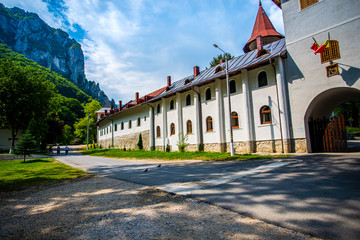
[{"x1": 213, "y1": 44, "x2": 218, "y2": 48}]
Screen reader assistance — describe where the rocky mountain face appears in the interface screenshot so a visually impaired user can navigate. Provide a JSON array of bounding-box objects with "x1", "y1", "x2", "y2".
[{"x1": 0, "y1": 4, "x2": 110, "y2": 105}]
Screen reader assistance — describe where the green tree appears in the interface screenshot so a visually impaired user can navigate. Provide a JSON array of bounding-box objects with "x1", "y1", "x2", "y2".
[
  {"x1": 210, "y1": 53, "x2": 234, "y2": 67},
  {"x1": 74, "y1": 100, "x2": 102, "y2": 143},
  {"x1": 137, "y1": 133, "x2": 143, "y2": 150},
  {"x1": 0, "y1": 59, "x2": 55, "y2": 152},
  {"x1": 15, "y1": 130, "x2": 38, "y2": 162}
]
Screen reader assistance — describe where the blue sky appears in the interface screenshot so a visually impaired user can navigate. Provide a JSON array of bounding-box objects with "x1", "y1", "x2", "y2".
[{"x1": 1, "y1": 0, "x2": 284, "y2": 103}]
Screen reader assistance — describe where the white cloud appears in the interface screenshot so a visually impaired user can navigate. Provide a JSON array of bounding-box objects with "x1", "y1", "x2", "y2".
[{"x1": 1, "y1": 0, "x2": 63, "y2": 28}]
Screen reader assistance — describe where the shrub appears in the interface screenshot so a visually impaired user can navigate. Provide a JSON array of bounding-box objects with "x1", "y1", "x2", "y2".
[
  {"x1": 137, "y1": 133, "x2": 143, "y2": 150},
  {"x1": 198, "y1": 143, "x2": 204, "y2": 152},
  {"x1": 177, "y1": 133, "x2": 189, "y2": 152}
]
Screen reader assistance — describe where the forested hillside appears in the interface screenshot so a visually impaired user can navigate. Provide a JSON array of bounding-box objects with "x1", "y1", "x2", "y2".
[
  {"x1": 0, "y1": 44, "x2": 90, "y2": 103},
  {"x1": 0, "y1": 44, "x2": 102, "y2": 148}
]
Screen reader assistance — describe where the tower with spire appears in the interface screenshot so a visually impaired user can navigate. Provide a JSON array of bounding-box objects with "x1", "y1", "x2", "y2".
[{"x1": 243, "y1": 1, "x2": 284, "y2": 53}]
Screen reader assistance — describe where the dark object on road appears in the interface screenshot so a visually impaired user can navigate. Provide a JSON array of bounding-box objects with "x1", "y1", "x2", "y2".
[
  {"x1": 157, "y1": 164, "x2": 161, "y2": 167},
  {"x1": 143, "y1": 168, "x2": 148, "y2": 172}
]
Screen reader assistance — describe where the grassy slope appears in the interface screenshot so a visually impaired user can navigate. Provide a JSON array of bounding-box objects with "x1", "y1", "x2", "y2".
[{"x1": 0, "y1": 158, "x2": 91, "y2": 192}]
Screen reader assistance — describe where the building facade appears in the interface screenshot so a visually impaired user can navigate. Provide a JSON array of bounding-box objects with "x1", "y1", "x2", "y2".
[{"x1": 96, "y1": 0, "x2": 360, "y2": 153}]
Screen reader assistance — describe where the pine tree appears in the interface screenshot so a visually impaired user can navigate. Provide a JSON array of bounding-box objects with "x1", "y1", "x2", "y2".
[
  {"x1": 16, "y1": 130, "x2": 38, "y2": 162},
  {"x1": 137, "y1": 133, "x2": 143, "y2": 150}
]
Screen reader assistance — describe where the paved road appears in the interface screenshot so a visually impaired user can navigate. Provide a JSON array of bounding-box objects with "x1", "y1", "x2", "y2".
[{"x1": 54, "y1": 151, "x2": 360, "y2": 240}]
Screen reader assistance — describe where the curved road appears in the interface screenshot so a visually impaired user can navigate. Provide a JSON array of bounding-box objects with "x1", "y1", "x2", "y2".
[{"x1": 54, "y1": 151, "x2": 360, "y2": 240}]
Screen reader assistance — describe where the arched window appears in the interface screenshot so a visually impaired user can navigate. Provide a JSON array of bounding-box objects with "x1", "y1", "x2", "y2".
[
  {"x1": 258, "y1": 71, "x2": 267, "y2": 87},
  {"x1": 170, "y1": 123, "x2": 175, "y2": 135},
  {"x1": 156, "y1": 126, "x2": 161, "y2": 138},
  {"x1": 206, "y1": 116, "x2": 213, "y2": 132},
  {"x1": 128, "y1": 120, "x2": 132, "y2": 129},
  {"x1": 170, "y1": 99, "x2": 175, "y2": 110},
  {"x1": 156, "y1": 104, "x2": 161, "y2": 114},
  {"x1": 205, "y1": 88, "x2": 211, "y2": 101},
  {"x1": 231, "y1": 112, "x2": 239, "y2": 128},
  {"x1": 260, "y1": 106, "x2": 272, "y2": 124},
  {"x1": 230, "y1": 80, "x2": 236, "y2": 94},
  {"x1": 115, "y1": 124, "x2": 117, "y2": 131},
  {"x1": 321, "y1": 40, "x2": 340, "y2": 63},
  {"x1": 137, "y1": 117, "x2": 141, "y2": 127},
  {"x1": 121, "y1": 122, "x2": 124, "y2": 130},
  {"x1": 186, "y1": 120, "x2": 192, "y2": 134},
  {"x1": 215, "y1": 66, "x2": 224, "y2": 73},
  {"x1": 186, "y1": 94, "x2": 191, "y2": 106}
]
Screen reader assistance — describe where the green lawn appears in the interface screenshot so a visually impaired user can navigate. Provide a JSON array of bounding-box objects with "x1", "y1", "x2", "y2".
[
  {"x1": 84, "y1": 149, "x2": 287, "y2": 161},
  {"x1": 0, "y1": 158, "x2": 91, "y2": 192}
]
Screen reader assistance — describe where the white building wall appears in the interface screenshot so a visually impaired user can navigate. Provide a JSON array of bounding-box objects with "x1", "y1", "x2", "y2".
[
  {"x1": 282, "y1": 0, "x2": 360, "y2": 147},
  {"x1": 181, "y1": 90, "x2": 197, "y2": 145},
  {"x1": 200, "y1": 83, "x2": 220, "y2": 144},
  {"x1": 154, "y1": 101, "x2": 163, "y2": 149},
  {"x1": 248, "y1": 65, "x2": 281, "y2": 141},
  {"x1": 166, "y1": 96, "x2": 178, "y2": 150}
]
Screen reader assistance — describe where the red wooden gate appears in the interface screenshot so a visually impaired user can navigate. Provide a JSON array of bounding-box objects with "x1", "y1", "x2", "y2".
[{"x1": 308, "y1": 115, "x2": 347, "y2": 152}]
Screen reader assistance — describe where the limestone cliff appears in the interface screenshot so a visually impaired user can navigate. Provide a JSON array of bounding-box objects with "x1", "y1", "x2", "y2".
[{"x1": 0, "y1": 3, "x2": 110, "y2": 105}]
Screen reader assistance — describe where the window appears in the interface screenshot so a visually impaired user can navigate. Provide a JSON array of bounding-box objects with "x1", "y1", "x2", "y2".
[
  {"x1": 258, "y1": 71, "x2": 267, "y2": 87},
  {"x1": 186, "y1": 94, "x2": 191, "y2": 106},
  {"x1": 137, "y1": 117, "x2": 141, "y2": 126},
  {"x1": 260, "y1": 106, "x2": 272, "y2": 124},
  {"x1": 157, "y1": 104, "x2": 161, "y2": 114},
  {"x1": 230, "y1": 80, "x2": 236, "y2": 94},
  {"x1": 186, "y1": 120, "x2": 192, "y2": 134},
  {"x1": 206, "y1": 116, "x2": 213, "y2": 132},
  {"x1": 156, "y1": 126, "x2": 161, "y2": 138},
  {"x1": 321, "y1": 40, "x2": 340, "y2": 64},
  {"x1": 231, "y1": 112, "x2": 239, "y2": 128},
  {"x1": 215, "y1": 66, "x2": 224, "y2": 73},
  {"x1": 170, "y1": 123, "x2": 175, "y2": 135},
  {"x1": 115, "y1": 124, "x2": 117, "y2": 131},
  {"x1": 205, "y1": 88, "x2": 211, "y2": 100},
  {"x1": 129, "y1": 120, "x2": 132, "y2": 129},
  {"x1": 144, "y1": 116, "x2": 146, "y2": 121},
  {"x1": 299, "y1": 0, "x2": 318, "y2": 10},
  {"x1": 170, "y1": 99, "x2": 175, "y2": 110},
  {"x1": 109, "y1": 126, "x2": 111, "y2": 133},
  {"x1": 121, "y1": 122, "x2": 124, "y2": 130}
]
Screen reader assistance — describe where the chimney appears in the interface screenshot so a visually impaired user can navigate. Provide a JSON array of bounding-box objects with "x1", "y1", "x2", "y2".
[
  {"x1": 144, "y1": 95, "x2": 148, "y2": 101},
  {"x1": 219, "y1": 59, "x2": 224, "y2": 64},
  {"x1": 193, "y1": 66, "x2": 200, "y2": 77},
  {"x1": 119, "y1": 101, "x2": 122, "y2": 111},
  {"x1": 256, "y1": 35, "x2": 263, "y2": 52},
  {"x1": 135, "y1": 92, "x2": 139, "y2": 104},
  {"x1": 167, "y1": 76, "x2": 171, "y2": 87}
]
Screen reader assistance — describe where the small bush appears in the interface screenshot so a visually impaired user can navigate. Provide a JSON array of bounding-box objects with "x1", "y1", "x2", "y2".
[
  {"x1": 137, "y1": 133, "x2": 143, "y2": 150},
  {"x1": 198, "y1": 143, "x2": 204, "y2": 152}
]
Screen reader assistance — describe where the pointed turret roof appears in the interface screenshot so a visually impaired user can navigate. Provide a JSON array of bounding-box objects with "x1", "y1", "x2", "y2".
[{"x1": 243, "y1": 1, "x2": 284, "y2": 53}]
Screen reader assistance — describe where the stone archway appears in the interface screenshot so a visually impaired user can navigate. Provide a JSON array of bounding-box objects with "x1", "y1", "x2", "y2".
[{"x1": 304, "y1": 87, "x2": 360, "y2": 152}]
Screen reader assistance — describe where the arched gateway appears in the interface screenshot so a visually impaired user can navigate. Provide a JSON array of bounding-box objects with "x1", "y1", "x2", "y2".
[{"x1": 305, "y1": 88, "x2": 360, "y2": 152}]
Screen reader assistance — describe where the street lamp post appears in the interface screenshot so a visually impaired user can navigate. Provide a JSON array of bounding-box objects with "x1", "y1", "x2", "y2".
[
  {"x1": 86, "y1": 112, "x2": 89, "y2": 150},
  {"x1": 213, "y1": 44, "x2": 235, "y2": 156}
]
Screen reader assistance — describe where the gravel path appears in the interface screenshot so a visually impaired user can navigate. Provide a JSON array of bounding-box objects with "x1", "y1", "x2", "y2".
[{"x1": 0, "y1": 176, "x2": 321, "y2": 240}]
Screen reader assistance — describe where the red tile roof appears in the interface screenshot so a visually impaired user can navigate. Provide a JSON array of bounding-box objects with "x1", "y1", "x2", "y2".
[{"x1": 243, "y1": 1, "x2": 283, "y2": 52}]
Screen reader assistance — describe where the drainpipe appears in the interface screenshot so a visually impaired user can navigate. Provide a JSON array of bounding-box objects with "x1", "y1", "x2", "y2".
[
  {"x1": 147, "y1": 103, "x2": 155, "y2": 150},
  {"x1": 192, "y1": 86, "x2": 204, "y2": 147},
  {"x1": 270, "y1": 58, "x2": 284, "y2": 153},
  {"x1": 111, "y1": 119, "x2": 114, "y2": 148}
]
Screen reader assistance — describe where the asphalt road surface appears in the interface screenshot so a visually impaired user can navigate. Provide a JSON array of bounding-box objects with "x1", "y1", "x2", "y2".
[{"x1": 54, "y1": 151, "x2": 360, "y2": 240}]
